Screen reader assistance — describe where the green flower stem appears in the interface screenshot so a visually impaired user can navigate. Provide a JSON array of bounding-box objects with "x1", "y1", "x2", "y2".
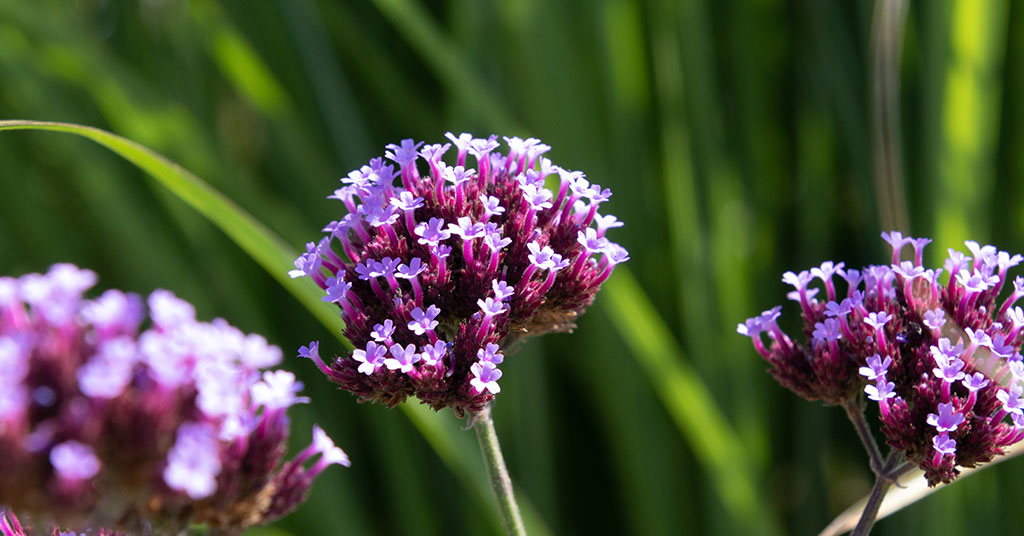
[{"x1": 473, "y1": 404, "x2": 526, "y2": 536}]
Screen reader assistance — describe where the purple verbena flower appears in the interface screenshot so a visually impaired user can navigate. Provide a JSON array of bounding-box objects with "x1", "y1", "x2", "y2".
[
  {"x1": 927, "y1": 402, "x2": 966, "y2": 433},
  {"x1": 0, "y1": 265, "x2": 347, "y2": 533},
  {"x1": 385, "y1": 343, "x2": 421, "y2": 374},
  {"x1": 478, "y1": 297, "x2": 508, "y2": 317},
  {"x1": 824, "y1": 300, "x2": 852, "y2": 317},
  {"x1": 323, "y1": 276, "x2": 352, "y2": 303},
  {"x1": 881, "y1": 231, "x2": 912, "y2": 264},
  {"x1": 371, "y1": 320, "x2": 396, "y2": 342},
  {"x1": 50, "y1": 441, "x2": 101, "y2": 482},
  {"x1": 408, "y1": 305, "x2": 441, "y2": 335},
  {"x1": 741, "y1": 232, "x2": 1024, "y2": 485},
  {"x1": 962, "y1": 372, "x2": 990, "y2": 392},
  {"x1": 492, "y1": 280, "x2": 515, "y2": 301},
  {"x1": 932, "y1": 354, "x2": 966, "y2": 383},
  {"x1": 865, "y1": 379, "x2": 896, "y2": 401},
  {"x1": 477, "y1": 343, "x2": 504, "y2": 364},
  {"x1": 251, "y1": 370, "x2": 311, "y2": 410},
  {"x1": 294, "y1": 134, "x2": 626, "y2": 415},
  {"x1": 933, "y1": 433, "x2": 957, "y2": 456},
  {"x1": 353, "y1": 341, "x2": 388, "y2": 375},
  {"x1": 864, "y1": 311, "x2": 891, "y2": 331},
  {"x1": 470, "y1": 361, "x2": 502, "y2": 394},
  {"x1": 858, "y1": 354, "x2": 892, "y2": 381},
  {"x1": 997, "y1": 384, "x2": 1024, "y2": 415},
  {"x1": 420, "y1": 341, "x2": 449, "y2": 367},
  {"x1": 812, "y1": 318, "x2": 842, "y2": 343},
  {"x1": 414, "y1": 217, "x2": 451, "y2": 246},
  {"x1": 923, "y1": 308, "x2": 946, "y2": 330}
]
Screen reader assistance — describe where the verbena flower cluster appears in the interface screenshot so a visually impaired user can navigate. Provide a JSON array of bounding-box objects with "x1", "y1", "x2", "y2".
[
  {"x1": 0, "y1": 264, "x2": 348, "y2": 535},
  {"x1": 2, "y1": 510, "x2": 124, "y2": 536},
  {"x1": 739, "y1": 233, "x2": 1024, "y2": 485},
  {"x1": 292, "y1": 133, "x2": 628, "y2": 416}
]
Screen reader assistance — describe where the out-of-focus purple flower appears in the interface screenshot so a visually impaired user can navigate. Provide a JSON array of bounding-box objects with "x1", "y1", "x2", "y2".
[
  {"x1": 0, "y1": 264, "x2": 348, "y2": 534},
  {"x1": 923, "y1": 308, "x2": 946, "y2": 331},
  {"x1": 739, "y1": 233, "x2": 1024, "y2": 485},
  {"x1": 50, "y1": 441, "x2": 101, "y2": 482},
  {"x1": 293, "y1": 134, "x2": 627, "y2": 416}
]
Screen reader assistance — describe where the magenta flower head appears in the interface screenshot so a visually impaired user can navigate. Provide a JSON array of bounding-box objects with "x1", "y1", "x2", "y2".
[
  {"x1": 292, "y1": 133, "x2": 628, "y2": 416},
  {"x1": 0, "y1": 264, "x2": 348, "y2": 534},
  {"x1": 739, "y1": 233, "x2": 1024, "y2": 485}
]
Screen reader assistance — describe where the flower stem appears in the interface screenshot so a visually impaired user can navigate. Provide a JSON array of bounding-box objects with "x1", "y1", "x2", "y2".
[
  {"x1": 870, "y1": 0, "x2": 910, "y2": 232},
  {"x1": 843, "y1": 398, "x2": 884, "y2": 476},
  {"x1": 851, "y1": 469, "x2": 892, "y2": 536},
  {"x1": 473, "y1": 404, "x2": 527, "y2": 536},
  {"x1": 851, "y1": 452, "x2": 911, "y2": 536}
]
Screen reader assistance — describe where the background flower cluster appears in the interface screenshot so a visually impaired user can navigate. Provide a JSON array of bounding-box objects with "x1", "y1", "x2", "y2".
[{"x1": 0, "y1": 264, "x2": 347, "y2": 534}]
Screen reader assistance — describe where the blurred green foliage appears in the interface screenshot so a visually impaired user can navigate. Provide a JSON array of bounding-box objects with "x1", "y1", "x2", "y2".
[{"x1": 2, "y1": 0, "x2": 1023, "y2": 534}]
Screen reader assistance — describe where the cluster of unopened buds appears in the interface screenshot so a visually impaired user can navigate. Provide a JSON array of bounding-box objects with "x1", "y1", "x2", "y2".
[
  {"x1": 740, "y1": 232, "x2": 1024, "y2": 484},
  {"x1": 292, "y1": 133, "x2": 628, "y2": 416},
  {"x1": 0, "y1": 264, "x2": 348, "y2": 535}
]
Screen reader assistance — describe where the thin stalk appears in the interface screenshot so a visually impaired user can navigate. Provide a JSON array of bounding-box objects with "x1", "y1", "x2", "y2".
[
  {"x1": 870, "y1": 0, "x2": 910, "y2": 233},
  {"x1": 851, "y1": 453, "x2": 911, "y2": 536},
  {"x1": 842, "y1": 398, "x2": 884, "y2": 475},
  {"x1": 850, "y1": 468, "x2": 892, "y2": 536},
  {"x1": 473, "y1": 404, "x2": 526, "y2": 536}
]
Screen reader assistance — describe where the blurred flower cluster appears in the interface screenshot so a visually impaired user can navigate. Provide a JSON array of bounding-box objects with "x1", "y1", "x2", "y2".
[
  {"x1": 292, "y1": 133, "x2": 628, "y2": 416},
  {"x1": 0, "y1": 264, "x2": 348, "y2": 535},
  {"x1": 740, "y1": 233, "x2": 1024, "y2": 484}
]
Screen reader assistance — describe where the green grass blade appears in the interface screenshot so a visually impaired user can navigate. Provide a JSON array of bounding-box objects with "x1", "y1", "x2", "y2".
[
  {"x1": 0, "y1": 119, "x2": 342, "y2": 340},
  {"x1": 603, "y1": 269, "x2": 779, "y2": 535},
  {"x1": 191, "y1": 0, "x2": 291, "y2": 117},
  {"x1": 369, "y1": 0, "x2": 519, "y2": 130},
  {"x1": 934, "y1": 0, "x2": 1009, "y2": 245}
]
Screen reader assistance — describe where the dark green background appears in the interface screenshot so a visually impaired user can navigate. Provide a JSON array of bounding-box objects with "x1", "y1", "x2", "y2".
[{"x1": 2, "y1": 0, "x2": 1022, "y2": 534}]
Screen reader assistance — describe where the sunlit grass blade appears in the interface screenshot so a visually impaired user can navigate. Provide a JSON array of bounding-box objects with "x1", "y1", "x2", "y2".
[
  {"x1": 369, "y1": 0, "x2": 519, "y2": 130},
  {"x1": 275, "y1": 0, "x2": 373, "y2": 162},
  {"x1": 934, "y1": 0, "x2": 1008, "y2": 245},
  {"x1": 870, "y1": 0, "x2": 911, "y2": 233},
  {"x1": 190, "y1": 0, "x2": 291, "y2": 117},
  {"x1": 604, "y1": 270, "x2": 779, "y2": 535}
]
